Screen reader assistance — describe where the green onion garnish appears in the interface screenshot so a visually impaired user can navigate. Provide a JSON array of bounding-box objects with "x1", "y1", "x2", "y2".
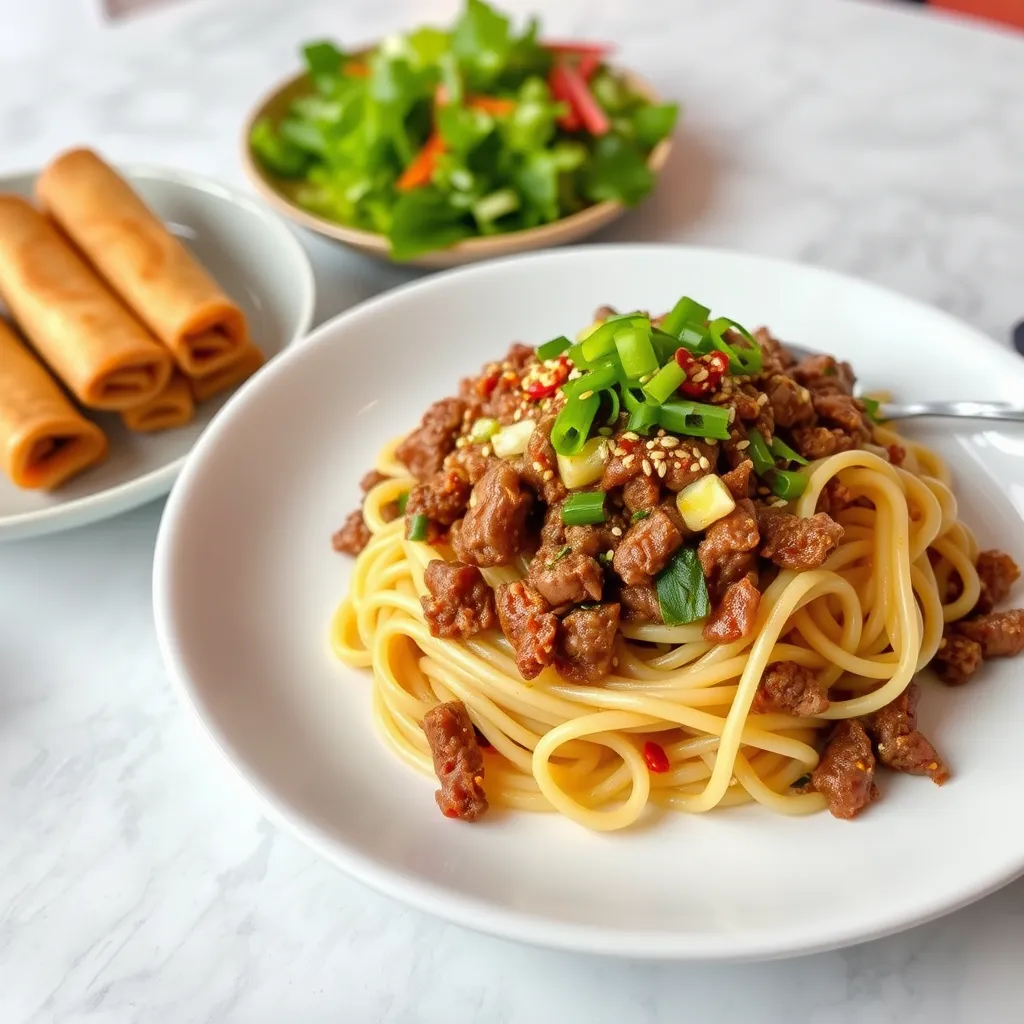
[
  {"x1": 567, "y1": 341, "x2": 591, "y2": 369},
  {"x1": 551, "y1": 393, "x2": 601, "y2": 455},
  {"x1": 768, "y1": 469, "x2": 808, "y2": 500},
  {"x1": 631, "y1": 509, "x2": 651, "y2": 523},
  {"x1": 580, "y1": 320, "x2": 621, "y2": 364},
  {"x1": 708, "y1": 317, "x2": 763, "y2": 375},
  {"x1": 862, "y1": 397, "x2": 884, "y2": 424},
  {"x1": 614, "y1": 325, "x2": 659, "y2": 380},
  {"x1": 650, "y1": 328, "x2": 681, "y2": 364},
  {"x1": 677, "y1": 324, "x2": 713, "y2": 354},
  {"x1": 396, "y1": 491, "x2": 409, "y2": 515},
  {"x1": 659, "y1": 296, "x2": 711, "y2": 338},
  {"x1": 657, "y1": 399, "x2": 731, "y2": 440},
  {"x1": 561, "y1": 491, "x2": 607, "y2": 526},
  {"x1": 562, "y1": 358, "x2": 621, "y2": 399},
  {"x1": 747, "y1": 429, "x2": 775, "y2": 475},
  {"x1": 407, "y1": 514, "x2": 429, "y2": 542},
  {"x1": 655, "y1": 547, "x2": 711, "y2": 626},
  {"x1": 537, "y1": 335, "x2": 571, "y2": 361},
  {"x1": 546, "y1": 544, "x2": 572, "y2": 567},
  {"x1": 601, "y1": 387, "x2": 621, "y2": 426},
  {"x1": 643, "y1": 361, "x2": 687, "y2": 405},
  {"x1": 770, "y1": 436, "x2": 808, "y2": 466},
  {"x1": 627, "y1": 403, "x2": 659, "y2": 435}
]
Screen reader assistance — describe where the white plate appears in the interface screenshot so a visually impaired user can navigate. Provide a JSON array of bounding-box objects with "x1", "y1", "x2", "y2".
[
  {"x1": 0, "y1": 166, "x2": 315, "y2": 542},
  {"x1": 153, "y1": 245, "x2": 1024, "y2": 961}
]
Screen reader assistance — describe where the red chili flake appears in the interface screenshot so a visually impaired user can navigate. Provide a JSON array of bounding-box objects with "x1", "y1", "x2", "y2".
[
  {"x1": 521, "y1": 355, "x2": 570, "y2": 401},
  {"x1": 643, "y1": 741, "x2": 670, "y2": 773},
  {"x1": 675, "y1": 349, "x2": 728, "y2": 398},
  {"x1": 477, "y1": 367, "x2": 501, "y2": 398}
]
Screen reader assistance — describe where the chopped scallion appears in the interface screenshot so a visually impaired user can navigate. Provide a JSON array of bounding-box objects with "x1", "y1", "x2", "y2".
[
  {"x1": 657, "y1": 399, "x2": 731, "y2": 440},
  {"x1": 561, "y1": 490, "x2": 607, "y2": 526},
  {"x1": 643, "y1": 360, "x2": 687, "y2": 405},
  {"x1": 770, "y1": 436, "x2": 808, "y2": 466},
  {"x1": 708, "y1": 317, "x2": 763, "y2": 375},
  {"x1": 659, "y1": 295, "x2": 711, "y2": 339},
  {"x1": 631, "y1": 509, "x2": 651, "y2": 523},
  {"x1": 580, "y1": 319, "x2": 621, "y2": 364},
  {"x1": 468, "y1": 416, "x2": 500, "y2": 444},
  {"x1": 768, "y1": 468, "x2": 808, "y2": 500},
  {"x1": 407, "y1": 514, "x2": 429, "y2": 542},
  {"x1": 551, "y1": 393, "x2": 601, "y2": 455},
  {"x1": 862, "y1": 396, "x2": 884, "y2": 424},
  {"x1": 627, "y1": 402, "x2": 660, "y2": 435},
  {"x1": 536, "y1": 335, "x2": 571, "y2": 361},
  {"x1": 747, "y1": 429, "x2": 775, "y2": 475},
  {"x1": 562, "y1": 358, "x2": 620, "y2": 399},
  {"x1": 601, "y1": 387, "x2": 621, "y2": 426},
  {"x1": 614, "y1": 325, "x2": 658, "y2": 380}
]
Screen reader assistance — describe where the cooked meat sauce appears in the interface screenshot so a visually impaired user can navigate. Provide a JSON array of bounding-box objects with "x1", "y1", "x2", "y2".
[{"x1": 335, "y1": 305, "x2": 1024, "y2": 821}]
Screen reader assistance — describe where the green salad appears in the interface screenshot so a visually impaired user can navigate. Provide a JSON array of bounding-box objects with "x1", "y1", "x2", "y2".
[{"x1": 249, "y1": 0, "x2": 678, "y2": 260}]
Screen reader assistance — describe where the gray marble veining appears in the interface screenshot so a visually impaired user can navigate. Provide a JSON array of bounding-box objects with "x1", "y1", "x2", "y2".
[{"x1": 3, "y1": 0, "x2": 1024, "y2": 1021}]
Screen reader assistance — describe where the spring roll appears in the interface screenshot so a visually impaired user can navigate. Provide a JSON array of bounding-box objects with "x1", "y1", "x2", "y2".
[
  {"x1": 0, "y1": 319, "x2": 108, "y2": 489},
  {"x1": 0, "y1": 196, "x2": 173, "y2": 411},
  {"x1": 37, "y1": 149, "x2": 249, "y2": 378},
  {"x1": 189, "y1": 345, "x2": 265, "y2": 402},
  {"x1": 121, "y1": 373, "x2": 195, "y2": 433}
]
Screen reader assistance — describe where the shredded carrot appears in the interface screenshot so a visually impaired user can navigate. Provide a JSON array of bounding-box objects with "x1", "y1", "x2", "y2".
[
  {"x1": 396, "y1": 132, "x2": 446, "y2": 191},
  {"x1": 467, "y1": 95, "x2": 517, "y2": 117}
]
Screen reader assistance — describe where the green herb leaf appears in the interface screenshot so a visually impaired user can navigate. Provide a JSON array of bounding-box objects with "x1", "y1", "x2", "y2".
[
  {"x1": 388, "y1": 188, "x2": 474, "y2": 261},
  {"x1": 452, "y1": 0, "x2": 513, "y2": 89},
  {"x1": 581, "y1": 133, "x2": 654, "y2": 207},
  {"x1": 249, "y1": 118, "x2": 309, "y2": 178},
  {"x1": 631, "y1": 103, "x2": 679, "y2": 148},
  {"x1": 631, "y1": 509, "x2": 651, "y2": 523},
  {"x1": 655, "y1": 548, "x2": 711, "y2": 626},
  {"x1": 304, "y1": 41, "x2": 345, "y2": 80}
]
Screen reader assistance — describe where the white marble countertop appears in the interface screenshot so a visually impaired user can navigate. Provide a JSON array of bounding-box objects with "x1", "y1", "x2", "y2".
[{"x1": 3, "y1": 0, "x2": 1024, "y2": 1020}]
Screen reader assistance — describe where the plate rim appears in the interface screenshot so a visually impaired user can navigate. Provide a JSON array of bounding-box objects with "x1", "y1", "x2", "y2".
[
  {"x1": 0, "y1": 163, "x2": 317, "y2": 543},
  {"x1": 153, "y1": 243, "x2": 1024, "y2": 960}
]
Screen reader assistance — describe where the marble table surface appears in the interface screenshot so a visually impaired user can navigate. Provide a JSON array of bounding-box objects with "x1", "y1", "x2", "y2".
[{"x1": 3, "y1": 0, "x2": 1024, "y2": 1020}]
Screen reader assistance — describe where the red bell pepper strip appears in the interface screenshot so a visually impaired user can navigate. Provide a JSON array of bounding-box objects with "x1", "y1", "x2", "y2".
[
  {"x1": 549, "y1": 62, "x2": 609, "y2": 136},
  {"x1": 396, "y1": 132, "x2": 445, "y2": 191},
  {"x1": 548, "y1": 64, "x2": 582, "y2": 131},
  {"x1": 577, "y1": 52, "x2": 602, "y2": 80}
]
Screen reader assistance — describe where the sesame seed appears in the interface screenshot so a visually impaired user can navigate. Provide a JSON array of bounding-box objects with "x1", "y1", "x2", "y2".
[
  {"x1": 645, "y1": 440, "x2": 655, "y2": 450},
  {"x1": 532, "y1": 461, "x2": 544, "y2": 473},
  {"x1": 657, "y1": 429, "x2": 666, "y2": 437},
  {"x1": 757, "y1": 393, "x2": 769, "y2": 407},
  {"x1": 481, "y1": 445, "x2": 491, "y2": 457},
  {"x1": 757, "y1": 486, "x2": 771, "y2": 496},
  {"x1": 605, "y1": 549, "x2": 614, "y2": 560},
  {"x1": 772, "y1": 497, "x2": 788, "y2": 507},
  {"x1": 513, "y1": 409, "x2": 522, "y2": 422},
  {"x1": 690, "y1": 462, "x2": 700, "y2": 472},
  {"x1": 703, "y1": 437, "x2": 714, "y2": 446},
  {"x1": 642, "y1": 459, "x2": 652, "y2": 476},
  {"x1": 727, "y1": 408, "x2": 736, "y2": 424},
  {"x1": 623, "y1": 431, "x2": 639, "y2": 441},
  {"x1": 469, "y1": 495, "x2": 478, "y2": 508},
  {"x1": 613, "y1": 446, "x2": 626, "y2": 457},
  {"x1": 611, "y1": 526, "x2": 623, "y2": 537},
  {"x1": 456, "y1": 436, "x2": 468, "y2": 448},
  {"x1": 578, "y1": 389, "x2": 594, "y2": 401},
  {"x1": 543, "y1": 469, "x2": 554, "y2": 481},
  {"x1": 657, "y1": 462, "x2": 667, "y2": 478},
  {"x1": 736, "y1": 439, "x2": 750, "y2": 450},
  {"x1": 691, "y1": 447, "x2": 701, "y2": 459},
  {"x1": 692, "y1": 368, "x2": 708, "y2": 382},
  {"x1": 661, "y1": 437, "x2": 679, "y2": 448},
  {"x1": 650, "y1": 450, "x2": 665, "y2": 461},
  {"x1": 612, "y1": 657, "x2": 619, "y2": 668},
  {"x1": 568, "y1": 368, "x2": 583, "y2": 381},
  {"x1": 622, "y1": 454, "x2": 636, "y2": 468},
  {"x1": 600, "y1": 444, "x2": 610, "y2": 462},
  {"x1": 699, "y1": 457, "x2": 710, "y2": 470}
]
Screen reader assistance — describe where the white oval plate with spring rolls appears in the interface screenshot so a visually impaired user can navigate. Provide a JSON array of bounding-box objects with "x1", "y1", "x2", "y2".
[
  {"x1": 154, "y1": 246, "x2": 1024, "y2": 961},
  {"x1": 0, "y1": 164, "x2": 315, "y2": 542}
]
